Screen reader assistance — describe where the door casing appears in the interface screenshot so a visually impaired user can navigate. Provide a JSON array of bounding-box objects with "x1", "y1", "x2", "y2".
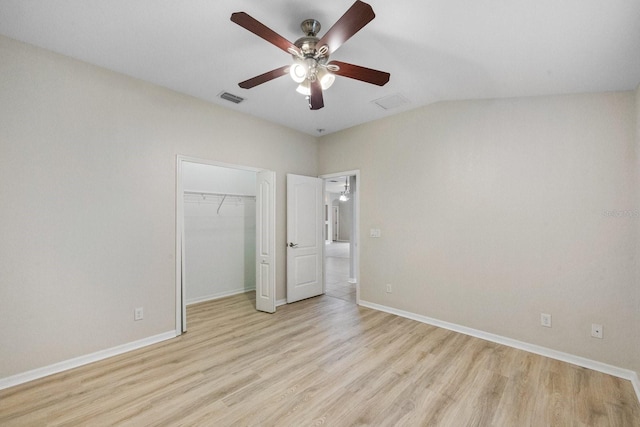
[{"x1": 320, "y1": 170, "x2": 361, "y2": 304}]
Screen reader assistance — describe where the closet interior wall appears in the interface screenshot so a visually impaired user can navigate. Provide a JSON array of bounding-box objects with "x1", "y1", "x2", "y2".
[{"x1": 182, "y1": 162, "x2": 257, "y2": 305}]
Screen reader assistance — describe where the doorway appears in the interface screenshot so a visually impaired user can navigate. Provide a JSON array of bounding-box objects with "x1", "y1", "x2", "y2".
[
  {"x1": 321, "y1": 171, "x2": 360, "y2": 304},
  {"x1": 176, "y1": 156, "x2": 275, "y2": 334}
]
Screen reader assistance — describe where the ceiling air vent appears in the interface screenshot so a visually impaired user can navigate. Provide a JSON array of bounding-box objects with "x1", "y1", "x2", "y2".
[
  {"x1": 219, "y1": 91, "x2": 245, "y2": 104},
  {"x1": 372, "y1": 93, "x2": 409, "y2": 110}
]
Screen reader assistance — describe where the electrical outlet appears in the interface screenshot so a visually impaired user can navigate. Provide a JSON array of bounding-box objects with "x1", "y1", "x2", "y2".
[
  {"x1": 540, "y1": 313, "x2": 552, "y2": 328},
  {"x1": 134, "y1": 307, "x2": 144, "y2": 321},
  {"x1": 591, "y1": 323, "x2": 603, "y2": 339},
  {"x1": 385, "y1": 284, "x2": 392, "y2": 293}
]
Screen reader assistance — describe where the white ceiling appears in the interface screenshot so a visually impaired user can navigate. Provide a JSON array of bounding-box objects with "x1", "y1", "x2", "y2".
[
  {"x1": 1, "y1": 1, "x2": 639, "y2": 136},
  {"x1": 325, "y1": 176, "x2": 349, "y2": 194}
]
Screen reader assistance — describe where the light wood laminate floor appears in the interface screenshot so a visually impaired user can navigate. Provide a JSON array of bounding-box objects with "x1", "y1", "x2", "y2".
[{"x1": 1, "y1": 292, "x2": 639, "y2": 426}]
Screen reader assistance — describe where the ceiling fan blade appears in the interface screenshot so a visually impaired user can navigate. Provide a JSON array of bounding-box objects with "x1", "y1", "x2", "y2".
[
  {"x1": 309, "y1": 79, "x2": 324, "y2": 110},
  {"x1": 239, "y1": 65, "x2": 290, "y2": 89},
  {"x1": 231, "y1": 12, "x2": 301, "y2": 56},
  {"x1": 328, "y1": 61, "x2": 390, "y2": 86},
  {"x1": 316, "y1": 0, "x2": 375, "y2": 55}
]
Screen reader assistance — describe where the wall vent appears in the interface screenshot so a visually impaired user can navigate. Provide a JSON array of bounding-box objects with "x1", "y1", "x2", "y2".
[{"x1": 219, "y1": 91, "x2": 245, "y2": 104}]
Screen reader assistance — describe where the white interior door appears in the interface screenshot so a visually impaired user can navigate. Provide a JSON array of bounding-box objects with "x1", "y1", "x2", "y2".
[
  {"x1": 287, "y1": 174, "x2": 323, "y2": 303},
  {"x1": 256, "y1": 170, "x2": 276, "y2": 313}
]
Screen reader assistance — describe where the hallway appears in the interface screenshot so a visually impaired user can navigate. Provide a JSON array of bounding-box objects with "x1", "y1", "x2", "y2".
[{"x1": 324, "y1": 242, "x2": 355, "y2": 304}]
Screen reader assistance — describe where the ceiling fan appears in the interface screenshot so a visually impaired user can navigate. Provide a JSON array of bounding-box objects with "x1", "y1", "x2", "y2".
[{"x1": 230, "y1": 0, "x2": 390, "y2": 110}]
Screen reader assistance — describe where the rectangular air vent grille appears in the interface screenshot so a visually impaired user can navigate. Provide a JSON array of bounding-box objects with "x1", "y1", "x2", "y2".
[
  {"x1": 372, "y1": 93, "x2": 409, "y2": 110},
  {"x1": 219, "y1": 92, "x2": 245, "y2": 104}
]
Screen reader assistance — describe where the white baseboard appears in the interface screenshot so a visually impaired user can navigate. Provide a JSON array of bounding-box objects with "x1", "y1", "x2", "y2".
[
  {"x1": 0, "y1": 331, "x2": 176, "y2": 391},
  {"x1": 359, "y1": 300, "x2": 640, "y2": 403},
  {"x1": 186, "y1": 287, "x2": 255, "y2": 305},
  {"x1": 276, "y1": 298, "x2": 287, "y2": 307}
]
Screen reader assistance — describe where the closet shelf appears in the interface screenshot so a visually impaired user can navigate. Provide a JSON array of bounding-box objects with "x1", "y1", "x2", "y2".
[
  {"x1": 183, "y1": 190, "x2": 256, "y2": 198},
  {"x1": 184, "y1": 191, "x2": 256, "y2": 214}
]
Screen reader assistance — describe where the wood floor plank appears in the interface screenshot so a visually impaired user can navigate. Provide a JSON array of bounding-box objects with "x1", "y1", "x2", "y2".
[{"x1": 1, "y1": 292, "x2": 638, "y2": 426}]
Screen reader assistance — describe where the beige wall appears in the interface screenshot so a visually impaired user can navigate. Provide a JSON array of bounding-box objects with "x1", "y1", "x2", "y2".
[
  {"x1": 0, "y1": 36, "x2": 317, "y2": 378},
  {"x1": 1, "y1": 32, "x2": 638, "y2": 382},
  {"x1": 319, "y1": 92, "x2": 639, "y2": 372}
]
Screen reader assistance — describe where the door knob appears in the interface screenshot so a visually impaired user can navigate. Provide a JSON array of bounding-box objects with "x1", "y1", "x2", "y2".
[{"x1": 288, "y1": 242, "x2": 299, "y2": 248}]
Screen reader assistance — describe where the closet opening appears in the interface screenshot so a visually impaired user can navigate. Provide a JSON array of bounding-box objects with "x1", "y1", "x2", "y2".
[{"x1": 176, "y1": 157, "x2": 275, "y2": 334}]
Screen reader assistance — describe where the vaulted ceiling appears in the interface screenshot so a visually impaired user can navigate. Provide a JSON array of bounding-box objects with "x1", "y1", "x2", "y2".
[{"x1": 1, "y1": 0, "x2": 638, "y2": 135}]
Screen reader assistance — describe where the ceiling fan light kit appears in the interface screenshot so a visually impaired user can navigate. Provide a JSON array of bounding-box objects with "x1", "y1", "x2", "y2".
[{"x1": 230, "y1": 0, "x2": 390, "y2": 110}]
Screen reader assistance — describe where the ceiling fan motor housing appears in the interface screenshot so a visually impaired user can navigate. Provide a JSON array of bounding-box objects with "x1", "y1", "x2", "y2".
[
  {"x1": 294, "y1": 36, "x2": 325, "y2": 58},
  {"x1": 293, "y1": 22, "x2": 328, "y2": 60},
  {"x1": 291, "y1": 20, "x2": 330, "y2": 82}
]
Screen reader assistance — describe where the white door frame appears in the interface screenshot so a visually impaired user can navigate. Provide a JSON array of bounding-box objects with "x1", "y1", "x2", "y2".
[
  {"x1": 175, "y1": 155, "x2": 275, "y2": 334},
  {"x1": 320, "y1": 170, "x2": 360, "y2": 304}
]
